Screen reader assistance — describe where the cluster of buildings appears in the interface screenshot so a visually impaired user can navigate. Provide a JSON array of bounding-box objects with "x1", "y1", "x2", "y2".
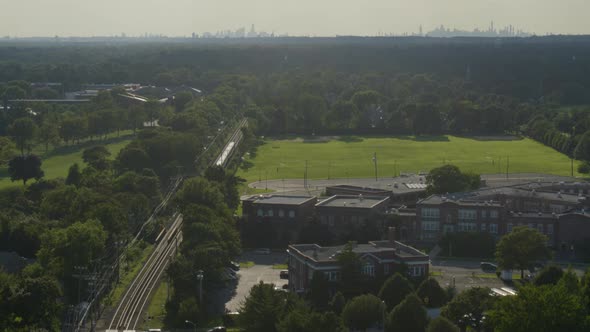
[{"x1": 241, "y1": 174, "x2": 590, "y2": 292}]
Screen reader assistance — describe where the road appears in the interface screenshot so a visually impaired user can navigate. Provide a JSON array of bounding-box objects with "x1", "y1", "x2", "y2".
[{"x1": 247, "y1": 172, "x2": 578, "y2": 197}]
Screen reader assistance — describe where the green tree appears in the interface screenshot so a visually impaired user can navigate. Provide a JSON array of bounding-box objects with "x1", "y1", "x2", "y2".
[
  {"x1": 65, "y1": 163, "x2": 82, "y2": 187},
  {"x1": 9, "y1": 117, "x2": 37, "y2": 155},
  {"x1": 330, "y1": 291, "x2": 346, "y2": 315},
  {"x1": 8, "y1": 154, "x2": 44, "y2": 185},
  {"x1": 238, "y1": 282, "x2": 289, "y2": 332},
  {"x1": 82, "y1": 145, "x2": 111, "y2": 170},
  {"x1": 37, "y1": 120, "x2": 60, "y2": 152},
  {"x1": 441, "y1": 287, "x2": 494, "y2": 330},
  {"x1": 278, "y1": 308, "x2": 346, "y2": 332},
  {"x1": 417, "y1": 277, "x2": 448, "y2": 308},
  {"x1": 309, "y1": 270, "x2": 330, "y2": 309},
  {"x1": 427, "y1": 316, "x2": 460, "y2": 332},
  {"x1": 426, "y1": 164, "x2": 480, "y2": 195},
  {"x1": 336, "y1": 242, "x2": 363, "y2": 297},
  {"x1": 488, "y1": 284, "x2": 587, "y2": 332},
  {"x1": 533, "y1": 264, "x2": 564, "y2": 286},
  {"x1": 0, "y1": 136, "x2": 16, "y2": 166},
  {"x1": 116, "y1": 146, "x2": 151, "y2": 173},
  {"x1": 386, "y1": 294, "x2": 428, "y2": 332},
  {"x1": 574, "y1": 130, "x2": 590, "y2": 161},
  {"x1": 495, "y1": 226, "x2": 551, "y2": 279},
  {"x1": 341, "y1": 293, "x2": 385, "y2": 331},
  {"x1": 378, "y1": 273, "x2": 414, "y2": 310}
]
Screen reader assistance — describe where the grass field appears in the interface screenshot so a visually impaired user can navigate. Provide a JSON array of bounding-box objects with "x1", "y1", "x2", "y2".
[
  {"x1": 0, "y1": 132, "x2": 134, "y2": 189},
  {"x1": 238, "y1": 135, "x2": 581, "y2": 183}
]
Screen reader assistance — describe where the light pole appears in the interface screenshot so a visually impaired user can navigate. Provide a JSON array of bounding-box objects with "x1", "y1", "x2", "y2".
[
  {"x1": 196, "y1": 270, "x2": 204, "y2": 305},
  {"x1": 185, "y1": 319, "x2": 196, "y2": 332},
  {"x1": 381, "y1": 300, "x2": 387, "y2": 331}
]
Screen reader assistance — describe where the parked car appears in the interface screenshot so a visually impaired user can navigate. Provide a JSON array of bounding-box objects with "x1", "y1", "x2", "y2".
[
  {"x1": 282, "y1": 284, "x2": 289, "y2": 290},
  {"x1": 228, "y1": 261, "x2": 240, "y2": 270},
  {"x1": 254, "y1": 248, "x2": 271, "y2": 255},
  {"x1": 274, "y1": 286, "x2": 287, "y2": 292},
  {"x1": 480, "y1": 262, "x2": 498, "y2": 273},
  {"x1": 207, "y1": 327, "x2": 226, "y2": 332},
  {"x1": 279, "y1": 270, "x2": 289, "y2": 279}
]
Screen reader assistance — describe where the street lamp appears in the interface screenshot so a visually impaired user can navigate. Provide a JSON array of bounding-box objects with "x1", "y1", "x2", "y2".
[
  {"x1": 381, "y1": 300, "x2": 387, "y2": 331},
  {"x1": 185, "y1": 319, "x2": 196, "y2": 332},
  {"x1": 196, "y1": 270, "x2": 204, "y2": 305}
]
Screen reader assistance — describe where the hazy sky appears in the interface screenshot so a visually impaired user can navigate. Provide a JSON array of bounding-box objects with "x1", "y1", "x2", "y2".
[{"x1": 1, "y1": 0, "x2": 589, "y2": 37}]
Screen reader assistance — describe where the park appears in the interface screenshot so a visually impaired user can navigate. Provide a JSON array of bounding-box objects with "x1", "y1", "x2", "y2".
[{"x1": 237, "y1": 135, "x2": 582, "y2": 183}]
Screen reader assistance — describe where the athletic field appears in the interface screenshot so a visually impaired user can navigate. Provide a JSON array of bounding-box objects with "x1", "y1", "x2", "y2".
[{"x1": 237, "y1": 136, "x2": 581, "y2": 183}]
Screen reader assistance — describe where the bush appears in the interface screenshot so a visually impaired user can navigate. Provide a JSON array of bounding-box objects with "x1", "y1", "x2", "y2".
[
  {"x1": 578, "y1": 161, "x2": 590, "y2": 174},
  {"x1": 341, "y1": 294, "x2": 385, "y2": 331},
  {"x1": 417, "y1": 278, "x2": 448, "y2": 308}
]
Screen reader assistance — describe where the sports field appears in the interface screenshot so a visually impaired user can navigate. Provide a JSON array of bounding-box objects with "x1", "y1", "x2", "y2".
[
  {"x1": 0, "y1": 134, "x2": 133, "y2": 189},
  {"x1": 237, "y1": 136, "x2": 581, "y2": 183}
]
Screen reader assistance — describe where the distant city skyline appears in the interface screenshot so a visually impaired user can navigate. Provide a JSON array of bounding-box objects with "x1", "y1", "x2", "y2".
[{"x1": 1, "y1": 0, "x2": 589, "y2": 37}]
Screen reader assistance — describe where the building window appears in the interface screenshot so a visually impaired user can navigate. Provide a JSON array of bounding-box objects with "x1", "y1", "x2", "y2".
[
  {"x1": 507, "y1": 223, "x2": 513, "y2": 232},
  {"x1": 409, "y1": 265, "x2": 425, "y2": 277},
  {"x1": 288, "y1": 210, "x2": 295, "y2": 218},
  {"x1": 490, "y1": 210, "x2": 499, "y2": 219},
  {"x1": 547, "y1": 224, "x2": 554, "y2": 235},
  {"x1": 550, "y1": 204, "x2": 564, "y2": 213},
  {"x1": 489, "y1": 223, "x2": 498, "y2": 234},
  {"x1": 257, "y1": 208, "x2": 263, "y2": 217},
  {"x1": 528, "y1": 223, "x2": 534, "y2": 229},
  {"x1": 481, "y1": 210, "x2": 487, "y2": 218},
  {"x1": 324, "y1": 271, "x2": 340, "y2": 281},
  {"x1": 458, "y1": 222, "x2": 477, "y2": 232},
  {"x1": 362, "y1": 261, "x2": 375, "y2": 277},
  {"x1": 351, "y1": 216, "x2": 358, "y2": 225},
  {"x1": 422, "y1": 220, "x2": 440, "y2": 231},
  {"x1": 267, "y1": 209, "x2": 274, "y2": 217},
  {"x1": 421, "y1": 208, "x2": 440, "y2": 219},
  {"x1": 279, "y1": 209, "x2": 285, "y2": 217},
  {"x1": 481, "y1": 223, "x2": 487, "y2": 231},
  {"x1": 458, "y1": 209, "x2": 477, "y2": 221},
  {"x1": 537, "y1": 224, "x2": 544, "y2": 233}
]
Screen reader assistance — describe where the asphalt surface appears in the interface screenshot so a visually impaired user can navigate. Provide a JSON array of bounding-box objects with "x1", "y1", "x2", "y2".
[
  {"x1": 224, "y1": 251, "x2": 288, "y2": 312},
  {"x1": 247, "y1": 173, "x2": 578, "y2": 197}
]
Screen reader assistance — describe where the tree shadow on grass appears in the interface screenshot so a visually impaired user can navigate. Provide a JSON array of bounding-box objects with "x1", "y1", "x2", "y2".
[
  {"x1": 337, "y1": 136, "x2": 364, "y2": 143},
  {"x1": 396, "y1": 135, "x2": 450, "y2": 142},
  {"x1": 43, "y1": 134, "x2": 135, "y2": 159}
]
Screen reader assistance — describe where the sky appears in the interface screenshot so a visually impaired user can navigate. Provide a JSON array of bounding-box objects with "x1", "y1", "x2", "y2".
[{"x1": 0, "y1": 0, "x2": 589, "y2": 37}]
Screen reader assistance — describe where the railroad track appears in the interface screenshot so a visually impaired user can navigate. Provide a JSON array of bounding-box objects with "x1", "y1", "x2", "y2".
[
  {"x1": 106, "y1": 214, "x2": 183, "y2": 332},
  {"x1": 213, "y1": 118, "x2": 247, "y2": 167}
]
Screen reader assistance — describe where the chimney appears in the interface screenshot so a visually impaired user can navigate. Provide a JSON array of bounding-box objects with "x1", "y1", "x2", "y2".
[{"x1": 388, "y1": 227, "x2": 397, "y2": 244}]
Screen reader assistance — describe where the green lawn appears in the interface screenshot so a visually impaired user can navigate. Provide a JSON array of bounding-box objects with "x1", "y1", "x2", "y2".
[
  {"x1": 0, "y1": 132, "x2": 134, "y2": 189},
  {"x1": 238, "y1": 136, "x2": 581, "y2": 183},
  {"x1": 272, "y1": 264, "x2": 288, "y2": 270}
]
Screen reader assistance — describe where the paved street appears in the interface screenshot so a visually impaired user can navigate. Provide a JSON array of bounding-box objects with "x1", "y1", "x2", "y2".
[{"x1": 224, "y1": 251, "x2": 288, "y2": 312}]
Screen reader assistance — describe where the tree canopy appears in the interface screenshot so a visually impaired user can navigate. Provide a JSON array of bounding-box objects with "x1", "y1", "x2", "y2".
[{"x1": 495, "y1": 226, "x2": 551, "y2": 279}]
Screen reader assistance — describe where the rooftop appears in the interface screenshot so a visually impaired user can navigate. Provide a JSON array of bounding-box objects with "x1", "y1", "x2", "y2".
[
  {"x1": 316, "y1": 195, "x2": 389, "y2": 209},
  {"x1": 289, "y1": 240, "x2": 427, "y2": 263},
  {"x1": 244, "y1": 194, "x2": 316, "y2": 206},
  {"x1": 418, "y1": 195, "x2": 503, "y2": 207}
]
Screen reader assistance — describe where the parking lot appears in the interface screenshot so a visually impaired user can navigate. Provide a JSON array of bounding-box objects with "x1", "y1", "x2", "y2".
[
  {"x1": 430, "y1": 259, "x2": 506, "y2": 292},
  {"x1": 224, "y1": 251, "x2": 288, "y2": 312}
]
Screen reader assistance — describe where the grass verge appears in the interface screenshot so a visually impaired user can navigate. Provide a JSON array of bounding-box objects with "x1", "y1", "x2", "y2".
[
  {"x1": 240, "y1": 261, "x2": 255, "y2": 269},
  {"x1": 272, "y1": 264, "x2": 288, "y2": 270},
  {"x1": 429, "y1": 271, "x2": 444, "y2": 277},
  {"x1": 140, "y1": 279, "x2": 168, "y2": 331},
  {"x1": 103, "y1": 243, "x2": 154, "y2": 307}
]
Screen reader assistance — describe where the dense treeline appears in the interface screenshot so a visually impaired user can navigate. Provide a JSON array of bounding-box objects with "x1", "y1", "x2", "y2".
[{"x1": 0, "y1": 80, "x2": 243, "y2": 330}]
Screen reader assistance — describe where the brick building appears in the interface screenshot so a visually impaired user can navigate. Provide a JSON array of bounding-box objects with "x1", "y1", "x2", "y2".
[{"x1": 287, "y1": 228, "x2": 429, "y2": 293}]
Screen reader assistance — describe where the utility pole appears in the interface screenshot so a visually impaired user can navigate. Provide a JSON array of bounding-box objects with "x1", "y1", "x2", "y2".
[
  {"x1": 506, "y1": 156, "x2": 509, "y2": 179},
  {"x1": 373, "y1": 152, "x2": 378, "y2": 181},
  {"x1": 304, "y1": 160, "x2": 308, "y2": 189},
  {"x1": 571, "y1": 158, "x2": 574, "y2": 177}
]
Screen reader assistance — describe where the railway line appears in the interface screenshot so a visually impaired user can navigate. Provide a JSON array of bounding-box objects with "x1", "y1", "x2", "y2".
[
  {"x1": 106, "y1": 214, "x2": 183, "y2": 332},
  {"x1": 213, "y1": 118, "x2": 247, "y2": 167}
]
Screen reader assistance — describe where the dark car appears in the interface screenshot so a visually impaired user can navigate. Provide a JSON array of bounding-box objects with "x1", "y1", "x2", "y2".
[
  {"x1": 207, "y1": 327, "x2": 226, "y2": 332},
  {"x1": 282, "y1": 283, "x2": 289, "y2": 290},
  {"x1": 279, "y1": 270, "x2": 289, "y2": 279},
  {"x1": 480, "y1": 262, "x2": 498, "y2": 273}
]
